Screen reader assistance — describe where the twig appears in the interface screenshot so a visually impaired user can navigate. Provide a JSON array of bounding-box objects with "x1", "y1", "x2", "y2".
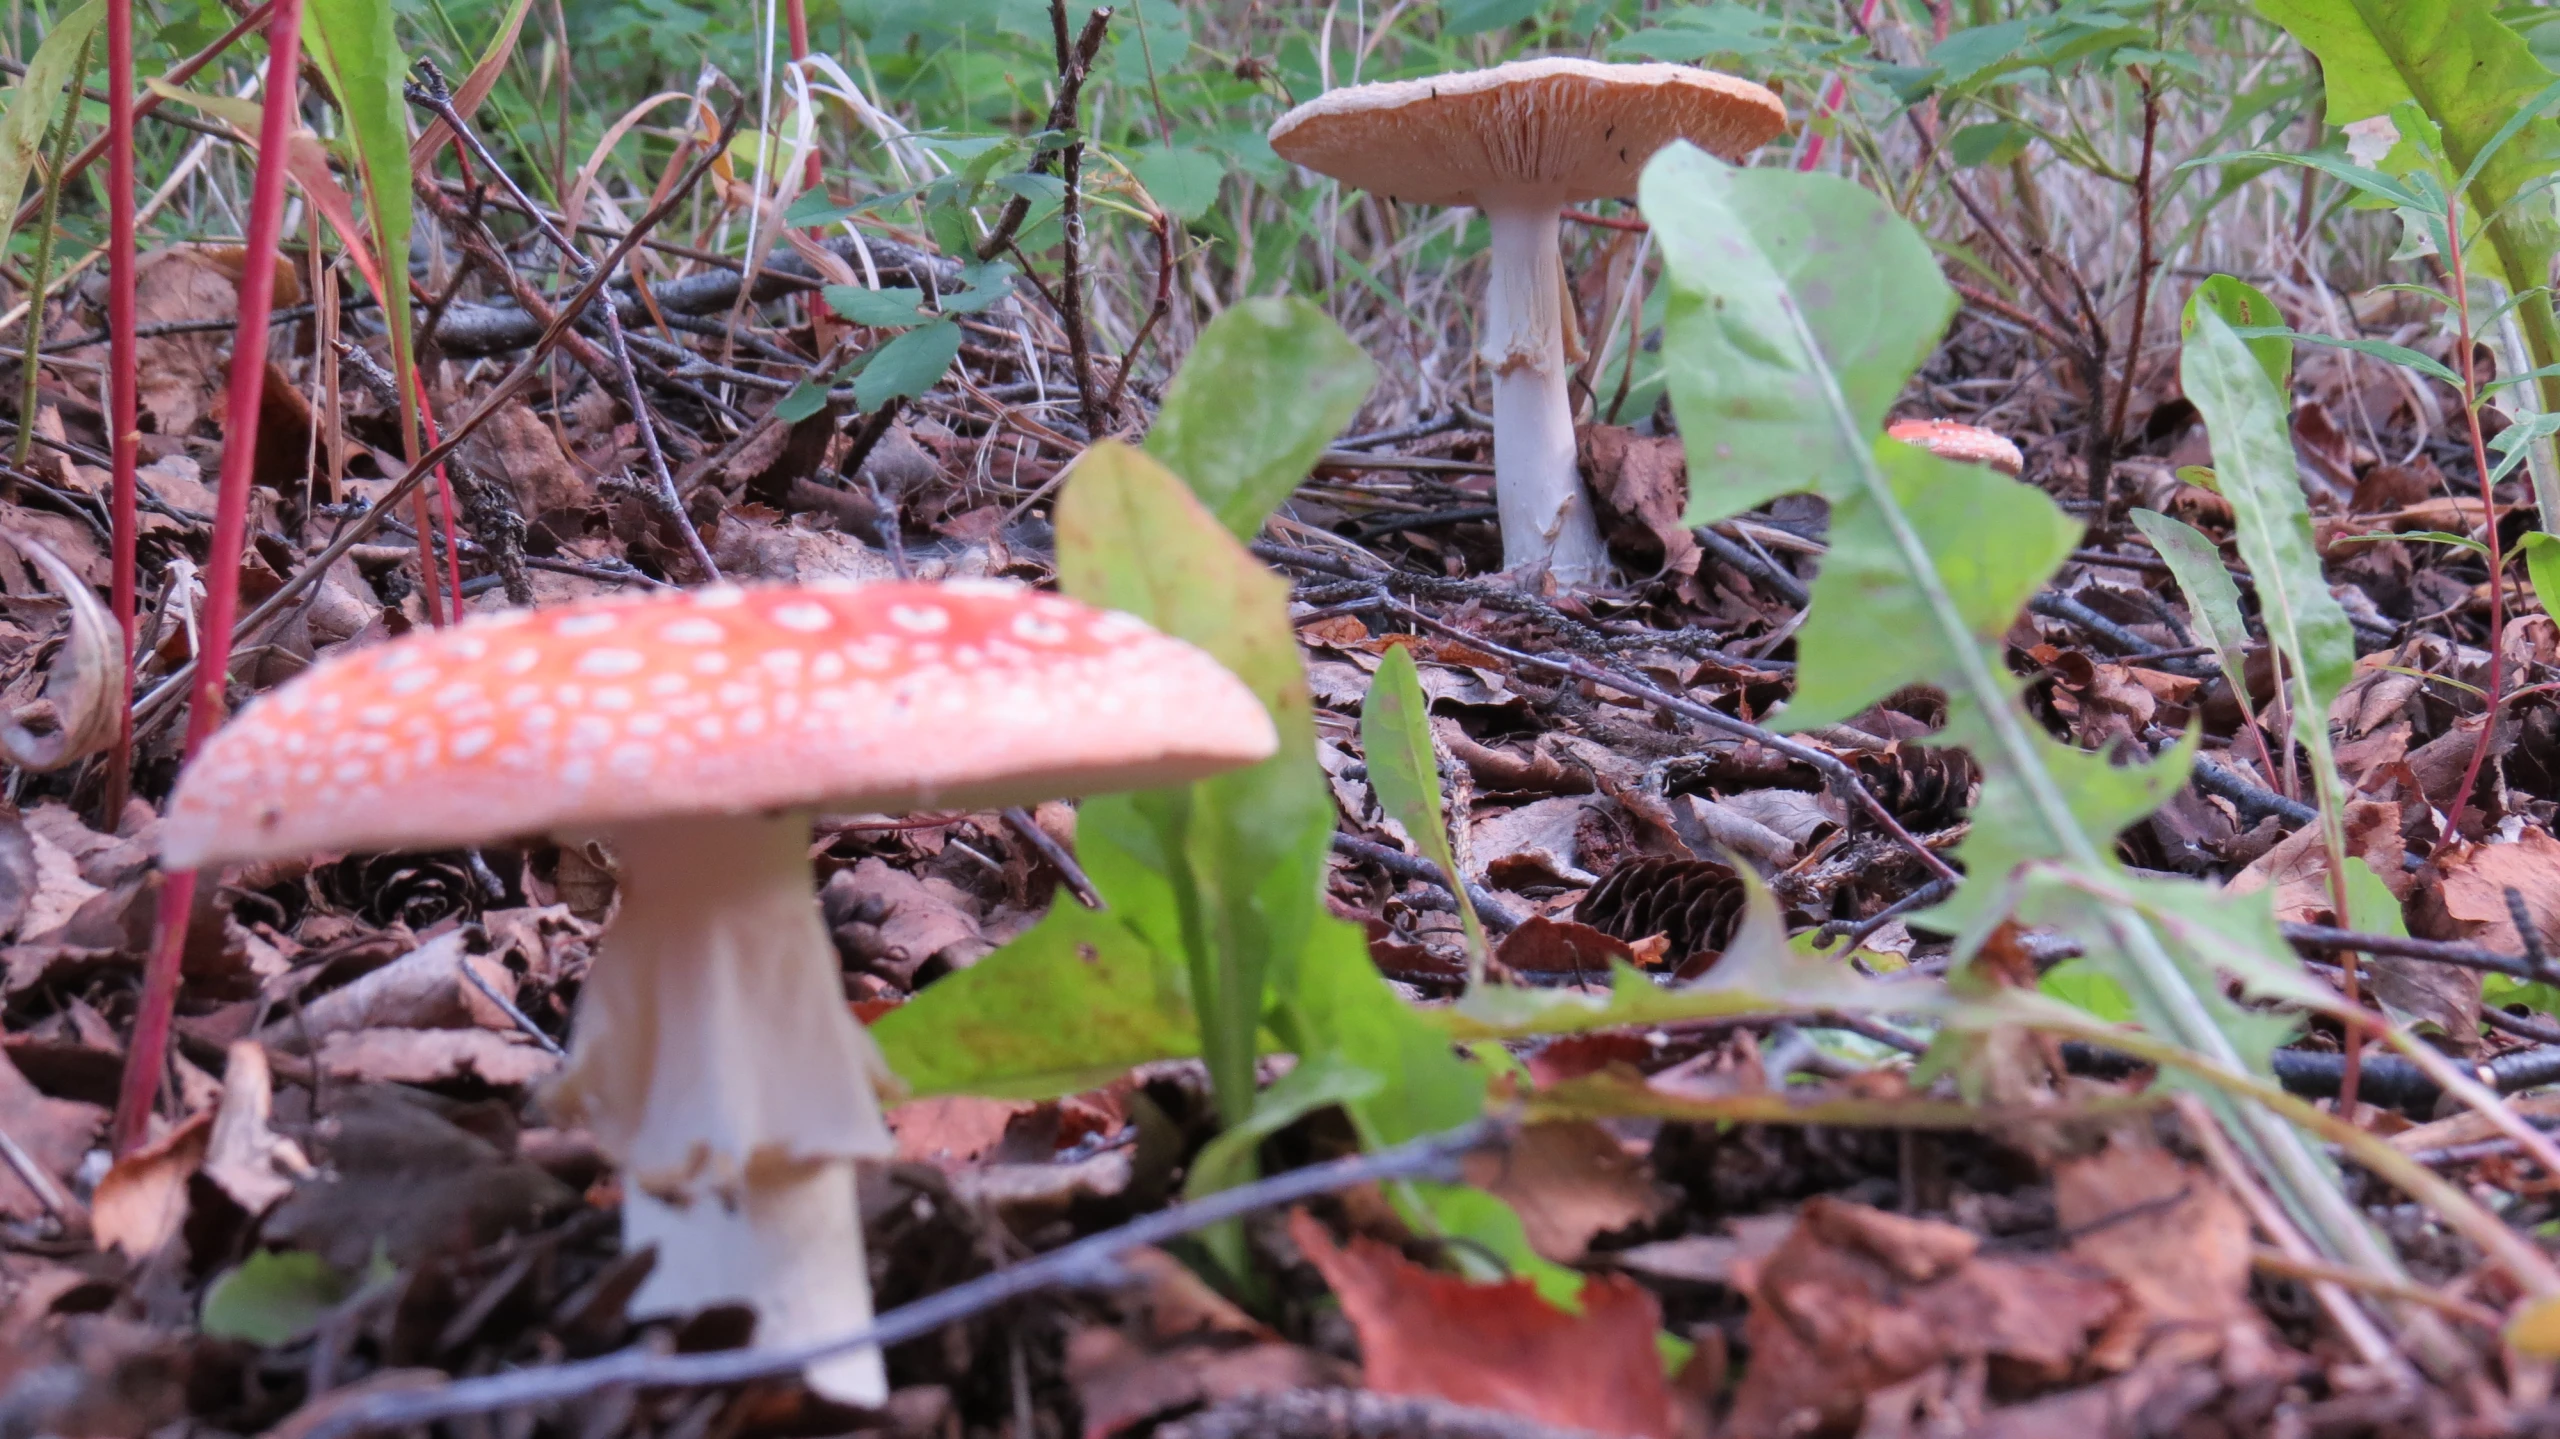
[
  {"x1": 972, "y1": 7, "x2": 1114, "y2": 265},
  {"x1": 1162, "y1": 1391, "x2": 1612, "y2": 1439},
  {"x1": 1045, "y1": 0, "x2": 1104, "y2": 432},
  {"x1": 1104, "y1": 210, "x2": 1175, "y2": 419},
  {"x1": 1817, "y1": 877, "x2": 1957, "y2": 952},
  {"x1": 1694, "y1": 522, "x2": 1809, "y2": 607},
  {"x1": 2192, "y1": 755, "x2": 2319, "y2": 828},
  {"x1": 129, "y1": 105, "x2": 742, "y2": 730},
  {"x1": 1330, "y1": 831, "x2": 1527, "y2": 932},
  {"x1": 2094, "y1": 69, "x2": 2160, "y2": 517},
  {"x1": 2281, "y1": 923, "x2": 2538, "y2": 980},
  {"x1": 1001, "y1": 806, "x2": 1103, "y2": 910},
  {"x1": 406, "y1": 61, "x2": 717, "y2": 583},
  {"x1": 457, "y1": 957, "x2": 565, "y2": 1057},
  {"x1": 2513, "y1": 886, "x2": 2554, "y2": 982},
  {"x1": 293, "y1": 1119, "x2": 1501, "y2": 1439},
  {"x1": 0, "y1": 1119, "x2": 72, "y2": 1221}
]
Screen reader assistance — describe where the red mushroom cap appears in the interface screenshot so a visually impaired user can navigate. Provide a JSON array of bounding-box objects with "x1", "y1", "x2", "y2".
[
  {"x1": 162, "y1": 580, "x2": 1278, "y2": 869},
  {"x1": 1886, "y1": 418, "x2": 2024, "y2": 477}
]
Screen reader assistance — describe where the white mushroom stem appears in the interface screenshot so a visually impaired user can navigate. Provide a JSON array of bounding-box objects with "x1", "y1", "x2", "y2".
[
  {"x1": 551, "y1": 811, "x2": 894, "y2": 1406},
  {"x1": 1481, "y1": 195, "x2": 1610, "y2": 586}
]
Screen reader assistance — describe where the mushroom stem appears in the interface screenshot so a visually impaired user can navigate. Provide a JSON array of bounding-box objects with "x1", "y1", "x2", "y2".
[
  {"x1": 553, "y1": 810, "x2": 894, "y2": 1405},
  {"x1": 1481, "y1": 197, "x2": 1610, "y2": 586}
]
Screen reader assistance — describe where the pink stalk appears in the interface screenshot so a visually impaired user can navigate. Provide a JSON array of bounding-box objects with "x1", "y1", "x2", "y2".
[
  {"x1": 101, "y1": 0, "x2": 136, "y2": 820},
  {"x1": 788, "y1": 0, "x2": 820, "y2": 195},
  {"x1": 110, "y1": 0, "x2": 306, "y2": 1155},
  {"x1": 1797, "y1": 0, "x2": 1883, "y2": 173}
]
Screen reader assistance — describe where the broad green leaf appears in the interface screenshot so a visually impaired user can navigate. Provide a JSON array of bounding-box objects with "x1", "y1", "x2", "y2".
[
  {"x1": 1129, "y1": 143, "x2": 1225, "y2": 221},
  {"x1": 939, "y1": 260, "x2": 1017, "y2": 315},
  {"x1": 1643, "y1": 144, "x2": 1956, "y2": 523},
  {"x1": 2523, "y1": 531, "x2": 2560, "y2": 614},
  {"x1": 823, "y1": 285, "x2": 928, "y2": 326},
  {"x1": 1057, "y1": 442, "x2": 1330, "y2": 1125},
  {"x1": 774, "y1": 376, "x2": 832, "y2": 424},
  {"x1": 1359, "y1": 645, "x2": 1486, "y2": 978},
  {"x1": 1184, "y1": 1048, "x2": 1380, "y2": 1200},
  {"x1": 0, "y1": 0, "x2": 103, "y2": 254},
  {"x1": 2181, "y1": 309, "x2": 2355, "y2": 717},
  {"x1": 2130, "y1": 508, "x2": 2258, "y2": 728},
  {"x1": 854, "y1": 319, "x2": 963, "y2": 410},
  {"x1": 2182, "y1": 275, "x2": 2292, "y2": 390},
  {"x1": 2254, "y1": 0, "x2": 2560, "y2": 406},
  {"x1": 304, "y1": 0, "x2": 415, "y2": 380},
  {"x1": 1143, "y1": 298, "x2": 1375, "y2": 541},
  {"x1": 1782, "y1": 442, "x2": 2079, "y2": 733},
  {"x1": 1947, "y1": 120, "x2": 2033, "y2": 167},
  {"x1": 1443, "y1": 0, "x2": 1545, "y2": 35},
  {"x1": 200, "y1": 1251, "x2": 354, "y2": 1345},
  {"x1": 872, "y1": 900, "x2": 1199, "y2": 1099}
]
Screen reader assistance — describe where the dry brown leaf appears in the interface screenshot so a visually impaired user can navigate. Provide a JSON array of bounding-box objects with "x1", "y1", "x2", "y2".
[
  {"x1": 1578, "y1": 425, "x2": 1699, "y2": 579},
  {"x1": 0, "y1": 1050, "x2": 99, "y2": 1222},
  {"x1": 1066, "y1": 1247, "x2": 1348, "y2": 1439},
  {"x1": 1725, "y1": 1198, "x2": 2120, "y2": 1439},
  {"x1": 201, "y1": 1041, "x2": 311, "y2": 1216},
  {"x1": 1459, "y1": 1121, "x2": 1671, "y2": 1264},
  {"x1": 2054, "y1": 1138, "x2": 2273, "y2": 1374},
  {"x1": 0, "y1": 531, "x2": 124, "y2": 772},
  {"x1": 132, "y1": 249, "x2": 240, "y2": 437},
  {"x1": 1289, "y1": 1209, "x2": 1679, "y2": 1439},
  {"x1": 263, "y1": 931, "x2": 518, "y2": 1050},
  {"x1": 90, "y1": 1112, "x2": 213, "y2": 1257},
  {"x1": 889, "y1": 1095, "x2": 1035, "y2": 1168},
  {"x1": 315, "y1": 1028, "x2": 561, "y2": 1088},
  {"x1": 824, "y1": 857, "x2": 991, "y2": 982},
  {"x1": 1471, "y1": 795, "x2": 1615, "y2": 889},
  {"x1": 2430, "y1": 827, "x2": 2560, "y2": 956}
]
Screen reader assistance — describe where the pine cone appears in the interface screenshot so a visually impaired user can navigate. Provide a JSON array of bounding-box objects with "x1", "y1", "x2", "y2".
[
  {"x1": 1852, "y1": 746, "x2": 1977, "y2": 833},
  {"x1": 1577, "y1": 855, "x2": 1746, "y2": 962}
]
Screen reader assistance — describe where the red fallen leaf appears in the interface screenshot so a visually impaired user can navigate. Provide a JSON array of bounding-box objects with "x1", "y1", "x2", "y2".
[
  {"x1": 1493, "y1": 915, "x2": 1662, "y2": 978},
  {"x1": 1288, "y1": 1209, "x2": 1678, "y2": 1439},
  {"x1": 1523, "y1": 1031, "x2": 1657, "y2": 1088}
]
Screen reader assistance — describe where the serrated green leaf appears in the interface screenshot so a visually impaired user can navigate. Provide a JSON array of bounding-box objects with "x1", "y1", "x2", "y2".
[
  {"x1": 940, "y1": 260, "x2": 1017, "y2": 316},
  {"x1": 854, "y1": 319, "x2": 962, "y2": 410},
  {"x1": 823, "y1": 285, "x2": 928, "y2": 326},
  {"x1": 1360, "y1": 645, "x2": 1487, "y2": 978},
  {"x1": 2130, "y1": 508, "x2": 2258, "y2": 729},
  {"x1": 1643, "y1": 145, "x2": 1956, "y2": 523},
  {"x1": 1143, "y1": 298, "x2": 1375, "y2": 541},
  {"x1": 0, "y1": 0, "x2": 101, "y2": 256},
  {"x1": 773, "y1": 376, "x2": 833, "y2": 425},
  {"x1": 2039, "y1": 959, "x2": 2135, "y2": 1022},
  {"x1": 2183, "y1": 275, "x2": 2293, "y2": 390}
]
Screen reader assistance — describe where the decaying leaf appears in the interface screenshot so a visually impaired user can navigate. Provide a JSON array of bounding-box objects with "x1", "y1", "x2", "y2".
[
  {"x1": 1067, "y1": 1247, "x2": 1348, "y2": 1438},
  {"x1": 1289, "y1": 1209, "x2": 1679, "y2": 1439},
  {"x1": 0, "y1": 530, "x2": 123, "y2": 771},
  {"x1": 91, "y1": 1112, "x2": 213, "y2": 1258}
]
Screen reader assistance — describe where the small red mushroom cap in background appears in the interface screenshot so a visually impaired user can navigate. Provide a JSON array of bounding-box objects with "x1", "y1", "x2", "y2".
[{"x1": 1886, "y1": 418, "x2": 2025, "y2": 477}]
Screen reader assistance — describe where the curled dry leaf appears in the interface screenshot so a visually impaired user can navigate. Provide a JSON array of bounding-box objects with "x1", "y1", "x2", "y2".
[
  {"x1": 0, "y1": 530, "x2": 123, "y2": 772},
  {"x1": 201, "y1": 1042, "x2": 312, "y2": 1217},
  {"x1": 314, "y1": 1028, "x2": 562, "y2": 1089},
  {"x1": 0, "y1": 1049, "x2": 100, "y2": 1222},
  {"x1": 1288, "y1": 1208, "x2": 1679, "y2": 1439},
  {"x1": 90, "y1": 1112, "x2": 214, "y2": 1258}
]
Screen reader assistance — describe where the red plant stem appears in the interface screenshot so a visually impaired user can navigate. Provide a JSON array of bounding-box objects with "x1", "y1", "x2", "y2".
[
  {"x1": 101, "y1": 0, "x2": 137, "y2": 823},
  {"x1": 787, "y1": 0, "x2": 820, "y2": 195},
  {"x1": 110, "y1": 0, "x2": 305, "y2": 1156},
  {"x1": 1798, "y1": 0, "x2": 1883, "y2": 172},
  {"x1": 1561, "y1": 208, "x2": 1647, "y2": 233}
]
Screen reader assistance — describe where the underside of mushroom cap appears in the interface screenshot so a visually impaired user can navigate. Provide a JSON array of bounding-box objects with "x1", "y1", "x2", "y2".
[
  {"x1": 1268, "y1": 57, "x2": 1786, "y2": 207},
  {"x1": 162, "y1": 579, "x2": 1279, "y2": 870}
]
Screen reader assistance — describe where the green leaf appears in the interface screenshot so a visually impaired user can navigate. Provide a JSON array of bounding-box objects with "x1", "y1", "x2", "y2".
[
  {"x1": 1359, "y1": 645, "x2": 1487, "y2": 978},
  {"x1": 854, "y1": 319, "x2": 963, "y2": 410},
  {"x1": 2523, "y1": 530, "x2": 2560, "y2": 614},
  {"x1": 303, "y1": 0, "x2": 415, "y2": 399},
  {"x1": 1143, "y1": 298, "x2": 1375, "y2": 541},
  {"x1": 1057, "y1": 442, "x2": 1330, "y2": 1125},
  {"x1": 2130, "y1": 508, "x2": 2258, "y2": 725},
  {"x1": 0, "y1": 0, "x2": 101, "y2": 255},
  {"x1": 1130, "y1": 143, "x2": 1226, "y2": 222},
  {"x1": 1185, "y1": 1048, "x2": 1381, "y2": 1200},
  {"x1": 1643, "y1": 144, "x2": 1956, "y2": 524},
  {"x1": 823, "y1": 284, "x2": 928, "y2": 326},
  {"x1": 872, "y1": 899, "x2": 1199, "y2": 1098},
  {"x1": 774, "y1": 375, "x2": 833, "y2": 424},
  {"x1": 939, "y1": 260, "x2": 1017, "y2": 316},
  {"x1": 2181, "y1": 309, "x2": 2356, "y2": 718},
  {"x1": 2039, "y1": 958, "x2": 2136, "y2": 1022},
  {"x1": 1443, "y1": 0, "x2": 1545, "y2": 34},
  {"x1": 200, "y1": 1251, "x2": 352, "y2": 1345},
  {"x1": 2182, "y1": 275, "x2": 2292, "y2": 390},
  {"x1": 1947, "y1": 120, "x2": 2033, "y2": 168}
]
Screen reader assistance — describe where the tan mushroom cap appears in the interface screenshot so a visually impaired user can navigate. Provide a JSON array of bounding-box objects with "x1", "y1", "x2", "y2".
[
  {"x1": 162, "y1": 579, "x2": 1277, "y2": 869},
  {"x1": 1887, "y1": 418, "x2": 2025, "y2": 477},
  {"x1": 1268, "y1": 57, "x2": 1787, "y2": 208}
]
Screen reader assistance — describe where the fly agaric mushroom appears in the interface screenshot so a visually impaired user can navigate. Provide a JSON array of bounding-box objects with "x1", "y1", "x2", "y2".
[
  {"x1": 1270, "y1": 59, "x2": 1785, "y2": 586},
  {"x1": 160, "y1": 580, "x2": 1276, "y2": 1404},
  {"x1": 1886, "y1": 417, "x2": 2025, "y2": 477}
]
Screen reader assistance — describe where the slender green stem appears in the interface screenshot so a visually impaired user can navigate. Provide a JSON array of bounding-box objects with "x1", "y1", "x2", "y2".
[{"x1": 13, "y1": 25, "x2": 91, "y2": 471}]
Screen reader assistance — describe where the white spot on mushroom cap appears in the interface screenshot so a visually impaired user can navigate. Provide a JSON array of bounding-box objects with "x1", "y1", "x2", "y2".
[
  {"x1": 660, "y1": 617, "x2": 726, "y2": 645},
  {"x1": 890, "y1": 604, "x2": 949, "y2": 634},
  {"x1": 555, "y1": 612, "x2": 619, "y2": 637},
  {"x1": 577, "y1": 648, "x2": 646, "y2": 677},
  {"x1": 772, "y1": 602, "x2": 834, "y2": 632}
]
